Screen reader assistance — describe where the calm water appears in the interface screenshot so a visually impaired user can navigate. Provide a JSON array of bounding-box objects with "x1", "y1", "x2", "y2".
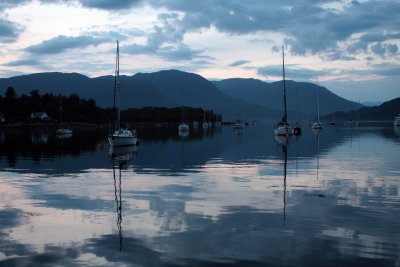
[{"x1": 0, "y1": 123, "x2": 399, "y2": 266}]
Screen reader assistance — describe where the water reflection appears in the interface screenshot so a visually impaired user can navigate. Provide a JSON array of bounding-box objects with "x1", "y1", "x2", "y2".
[
  {"x1": 0, "y1": 123, "x2": 400, "y2": 266},
  {"x1": 110, "y1": 146, "x2": 136, "y2": 251}
]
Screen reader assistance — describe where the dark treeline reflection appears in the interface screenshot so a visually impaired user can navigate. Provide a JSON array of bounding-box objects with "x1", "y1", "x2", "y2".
[{"x1": 0, "y1": 123, "x2": 398, "y2": 173}]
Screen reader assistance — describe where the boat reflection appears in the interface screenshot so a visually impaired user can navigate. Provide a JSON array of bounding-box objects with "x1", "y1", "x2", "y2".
[
  {"x1": 110, "y1": 145, "x2": 136, "y2": 251},
  {"x1": 56, "y1": 132, "x2": 72, "y2": 139},
  {"x1": 394, "y1": 126, "x2": 400, "y2": 138},
  {"x1": 275, "y1": 136, "x2": 288, "y2": 223},
  {"x1": 109, "y1": 145, "x2": 137, "y2": 164}
]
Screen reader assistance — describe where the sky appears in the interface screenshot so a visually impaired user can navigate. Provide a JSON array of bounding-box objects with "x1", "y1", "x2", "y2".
[{"x1": 0, "y1": 0, "x2": 399, "y2": 103}]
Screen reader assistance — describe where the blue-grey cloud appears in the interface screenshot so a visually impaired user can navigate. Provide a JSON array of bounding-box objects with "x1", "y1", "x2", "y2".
[
  {"x1": 78, "y1": 0, "x2": 141, "y2": 10},
  {"x1": 229, "y1": 60, "x2": 250, "y2": 67},
  {"x1": 26, "y1": 35, "x2": 110, "y2": 54},
  {"x1": 0, "y1": 17, "x2": 23, "y2": 43},
  {"x1": 258, "y1": 64, "x2": 330, "y2": 80},
  {"x1": 4, "y1": 58, "x2": 42, "y2": 67},
  {"x1": 146, "y1": 0, "x2": 400, "y2": 59},
  {"x1": 123, "y1": 12, "x2": 208, "y2": 61},
  {"x1": 0, "y1": 0, "x2": 29, "y2": 11},
  {"x1": 158, "y1": 44, "x2": 206, "y2": 61}
]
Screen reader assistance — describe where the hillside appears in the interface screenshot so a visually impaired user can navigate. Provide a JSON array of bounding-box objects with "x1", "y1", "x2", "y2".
[
  {"x1": 0, "y1": 70, "x2": 369, "y2": 121},
  {"x1": 323, "y1": 97, "x2": 400, "y2": 121},
  {"x1": 213, "y1": 78, "x2": 363, "y2": 118}
]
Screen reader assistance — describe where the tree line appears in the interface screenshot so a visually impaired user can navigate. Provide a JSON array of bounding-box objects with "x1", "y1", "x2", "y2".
[{"x1": 0, "y1": 87, "x2": 220, "y2": 124}]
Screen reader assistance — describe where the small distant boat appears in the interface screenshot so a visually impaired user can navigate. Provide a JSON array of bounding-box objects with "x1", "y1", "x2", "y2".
[
  {"x1": 293, "y1": 122, "x2": 302, "y2": 135},
  {"x1": 178, "y1": 123, "x2": 189, "y2": 132},
  {"x1": 108, "y1": 41, "x2": 138, "y2": 147},
  {"x1": 215, "y1": 121, "x2": 222, "y2": 127},
  {"x1": 233, "y1": 120, "x2": 243, "y2": 129},
  {"x1": 274, "y1": 46, "x2": 294, "y2": 136},
  {"x1": 178, "y1": 88, "x2": 189, "y2": 134},
  {"x1": 328, "y1": 111, "x2": 336, "y2": 125},
  {"x1": 344, "y1": 119, "x2": 356, "y2": 127},
  {"x1": 202, "y1": 110, "x2": 209, "y2": 129},
  {"x1": 394, "y1": 113, "x2": 400, "y2": 126},
  {"x1": 56, "y1": 97, "x2": 72, "y2": 136},
  {"x1": 311, "y1": 78, "x2": 323, "y2": 130}
]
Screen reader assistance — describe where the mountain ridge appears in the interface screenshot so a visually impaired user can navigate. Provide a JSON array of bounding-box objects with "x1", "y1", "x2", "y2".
[{"x1": 0, "y1": 70, "x2": 370, "y2": 120}]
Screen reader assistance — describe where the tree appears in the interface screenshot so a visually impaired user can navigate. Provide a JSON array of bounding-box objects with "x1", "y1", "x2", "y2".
[{"x1": 5, "y1": 87, "x2": 17, "y2": 98}]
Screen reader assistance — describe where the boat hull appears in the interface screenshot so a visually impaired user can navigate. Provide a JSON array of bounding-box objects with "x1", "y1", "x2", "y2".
[
  {"x1": 311, "y1": 122, "x2": 323, "y2": 129},
  {"x1": 56, "y1": 128, "x2": 72, "y2": 135},
  {"x1": 274, "y1": 126, "x2": 294, "y2": 136},
  {"x1": 108, "y1": 134, "x2": 137, "y2": 147},
  {"x1": 394, "y1": 117, "x2": 400, "y2": 126},
  {"x1": 178, "y1": 123, "x2": 189, "y2": 132}
]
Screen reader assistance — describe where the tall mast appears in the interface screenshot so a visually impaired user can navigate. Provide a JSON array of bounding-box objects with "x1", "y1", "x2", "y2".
[
  {"x1": 282, "y1": 46, "x2": 287, "y2": 124},
  {"x1": 114, "y1": 40, "x2": 120, "y2": 131},
  {"x1": 181, "y1": 87, "x2": 184, "y2": 123},
  {"x1": 316, "y1": 77, "x2": 320, "y2": 122}
]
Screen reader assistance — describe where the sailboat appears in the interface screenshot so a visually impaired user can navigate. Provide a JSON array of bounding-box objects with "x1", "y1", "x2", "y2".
[
  {"x1": 233, "y1": 91, "x2": 244, "y2": 129},
  {"x1": 108, "y1": 41, "x2": 138, "y2": 147},
  {"x1": 328, "y1": 111, "x2": 336, "y2": 125},
  {"x1": 202, "y1": 110, "x2": 209, "y2": 129},
  {"x1": 311, "y1": 78, "x2": 323, "y2": 130},
  {"x1": 394, "y1": 113, "x2": 400, "y2": 126},
  {"x1": 55, "y1": 97, "x2": 72, "y2": 136},
  {"x1": 274, "y1": 46, "x2": 294, "y2": 136},
  {"x1": 178, "y1": 88, "x2": 189, "y2": 133}
]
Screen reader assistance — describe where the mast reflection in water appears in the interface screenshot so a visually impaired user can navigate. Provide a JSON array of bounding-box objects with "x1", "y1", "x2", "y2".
[{"x1": 110, "y1": 145, "x2": 136, "y2": 251}]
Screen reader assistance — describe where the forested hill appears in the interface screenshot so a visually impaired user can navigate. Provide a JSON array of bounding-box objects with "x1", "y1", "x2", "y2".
[{"x1": 323, "y1": 97, "x2": 400, "y2": 121}]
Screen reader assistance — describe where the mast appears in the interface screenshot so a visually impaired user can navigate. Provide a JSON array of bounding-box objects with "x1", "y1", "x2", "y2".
[
  {"x1": 181, "y1": 87, "x2": 184, "y2": 123},
  {"x1": 282, "y1": 46, "x2": 287, "y2": 124},
  {"x1": 114, "y1": 40, "x2": 120, "y2": 131},
  {"x1": 60, "y1": 96, "x2": 63, "y2": 126},
  {"x1": 316, "y1": 77, "x2": 320, "y2": 123}
]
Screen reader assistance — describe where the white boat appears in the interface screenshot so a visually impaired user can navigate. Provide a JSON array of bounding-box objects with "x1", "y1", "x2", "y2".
[
  {"x1": 202, "y1": 110, "x2": 209, "y2": 129},
  {"x1": 274, "y1": 46, "x2": 294, "y2": 136},
  {"x1": 178, "y1": 88, "x2": 189, "y2": 134},
  {"x1": 56, "y1": 97, "x2": 72, "y2": 135},
  {"x1": 178, "y1": 123, "x2": 189, "y2": 132},
  {"x1": 233, "y1": 120, "x2": 244, "y2": 129},
  {"x1": 108, "y1": 41, "x2": 138, "y2": 147},
  {"x1": 311, "y1": 78, "x2": 323, "y2": 130},
  {"x1": 394, "y1": 113, "x2": 400, "y2": 126}
]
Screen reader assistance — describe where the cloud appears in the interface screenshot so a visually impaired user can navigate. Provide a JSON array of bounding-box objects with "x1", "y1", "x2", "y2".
[
  {"x1": 145, "y1": 0, "x2": 400, "y2": 59},
  {"x1": 0, "y1": 17, "x2": 23, "y2": 43},
  {"x1": 257, "y1": 64, "x2": 330, "y2": 80},
  {"x1": 77, "y1": 0, "x2": 141, "y2": 10},
  {"x1": 123, "y1": 12, "x2": 208, "y2": 61},
  {"x1": 0, "y1": 0, "x2": 29, "y2": 11},
  {"x1": 4, "y1": 58, "x2": 42, "y2": 67},
  {"x1": 158, "y1": 43, "x2": 207, "y2": 61},
  {"x1": 229, "y1": 60, "x2": 250, "y2": 67},
  {"x1": 26, "y1": 35, "x2": 110, "y2": 54}
]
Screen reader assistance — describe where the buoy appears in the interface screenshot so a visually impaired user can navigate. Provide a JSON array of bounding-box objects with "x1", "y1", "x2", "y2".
[{"x1": 97, "y1": 143, "x2": 104, "y2": 150}]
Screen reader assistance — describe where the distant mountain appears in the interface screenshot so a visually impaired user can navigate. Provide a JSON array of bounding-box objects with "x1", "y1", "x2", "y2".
[
  {"x1": 134, "y1": 70, "x2": 276, "y2": 120},
  {"x1": 1, "y1": 70, "x2": 368, "y2": 121},
  {"x1": 324, "y1": 97, "x2": 400, "y2": 121},
  {"x1": 0, "y1": 72, "x2": 173, "y2": 108},
  {"x1": 0, "y1": 70, "x2": 276, "y2": 120},
  {"x1": 213, "y1": 78, "x2": 363, "y2": 119}
]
